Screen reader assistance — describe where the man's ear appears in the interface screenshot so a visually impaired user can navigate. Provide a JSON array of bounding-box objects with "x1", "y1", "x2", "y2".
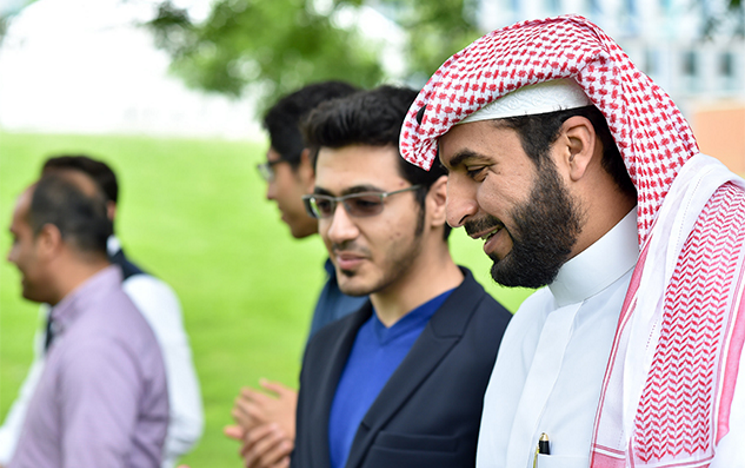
[
  {"x1": 106, "y1": 201, "x2": 117, "y2": 222},
  {"x1": 36, "y1": 224, "x2": 63, "y2": 260},
  {"x1": 426, "y1": 175, "x2": 449, "y2": 229},
  {"x1": 298, "y1": 148, "x2": 316, "y2": 192},
  {"x1": 555, "y1": 115, "x2": 598, "y2": 182}
]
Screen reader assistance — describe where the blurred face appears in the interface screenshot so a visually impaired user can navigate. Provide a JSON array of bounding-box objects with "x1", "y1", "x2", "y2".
[
  {"x1": 314, "y1": 145, "x2": 423, "y2": 297},
  {"x1": 264, "y1": 147, "x2": 317, "y2": 238},
  {"x1": 6, "y1": 189, "x2": 50, "y2": 303},
  {"x1": 439, "y1": 120, "x2": 583, "y2": 288}
]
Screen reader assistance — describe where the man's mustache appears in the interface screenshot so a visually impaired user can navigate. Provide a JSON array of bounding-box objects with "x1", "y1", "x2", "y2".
[{"x1": 464, "y1": 215, "x2": 504, "y2": 237}]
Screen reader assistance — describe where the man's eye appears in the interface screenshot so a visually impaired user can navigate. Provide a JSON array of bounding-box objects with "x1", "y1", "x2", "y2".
[
  {"x1": 315, "y1": 199, "x2": 333, "y2": 214},
  {"x1": 466, "y1": 167, "x2": 486, "y2": 179},
  {"x1": 350, "y1": 197, "x2": 382, "y2": 212}
]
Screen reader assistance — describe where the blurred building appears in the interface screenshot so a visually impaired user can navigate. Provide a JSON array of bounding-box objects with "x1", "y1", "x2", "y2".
[{"x1": 479, "y1": 0, "x2": 745, "y2": 173}]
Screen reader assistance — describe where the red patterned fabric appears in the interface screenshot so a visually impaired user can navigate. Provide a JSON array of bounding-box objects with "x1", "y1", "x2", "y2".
[
  {"x1": 631, "y1": 183, "x2": 745, "y2": 464},
  {"x1": 398, "y1": 14, "x2": 698, "y2": 247},
  {"x1": 400, "y1": 14, "x2": 745, "y2": 467}
]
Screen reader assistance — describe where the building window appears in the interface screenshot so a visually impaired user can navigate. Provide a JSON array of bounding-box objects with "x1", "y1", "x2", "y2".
[
  {"x1": 720, "y1": 52, "x2": 734, "y2": 77},
  {"x1": 644, "y1": 48, "x2": 656, "y2": 76},
  {"x1": 682, "y1": 50, "x2": 697, "y2": 76}
]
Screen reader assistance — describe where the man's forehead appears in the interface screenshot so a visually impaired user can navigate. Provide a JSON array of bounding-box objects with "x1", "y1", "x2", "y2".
[
  {"x1": 315, "y1": 148, "x2": 405, "y2": 195},
  {"x1": 9, "y1": 189, "x2": 32, "y2": 231},
  {"x1": 438, "y1": 120, "x2": 499, "y2": 166},
  {"x1": 14, "y1": 187, "x2": 33, "y2": 214}
]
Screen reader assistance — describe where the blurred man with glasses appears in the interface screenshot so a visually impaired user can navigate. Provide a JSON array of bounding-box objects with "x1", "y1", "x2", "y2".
[
  {"x1": 286, "y1": 86, "x2": 512, "y2": 468},
  {"x1": 225, "y1": 81, "x2": 366, "y2": 468}
]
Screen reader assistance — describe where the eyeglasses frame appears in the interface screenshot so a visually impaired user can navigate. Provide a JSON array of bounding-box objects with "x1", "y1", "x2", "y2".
[{"x1": 302, "y1": 185, "x2": 423, "y2": 219}]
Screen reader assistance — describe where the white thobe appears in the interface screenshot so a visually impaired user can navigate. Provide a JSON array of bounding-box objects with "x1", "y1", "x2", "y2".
[{"x1": 476, "y1": 209, "x2": 638, "y2": 468}]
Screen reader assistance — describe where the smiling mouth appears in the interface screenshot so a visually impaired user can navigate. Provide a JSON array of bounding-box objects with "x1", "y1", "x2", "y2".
[
  {"x1": 468, "y1": 223, "x2": 504, "y2": 243},
  {"x1": 481, "y1": 227, "x2": 502, "y2": 242}
]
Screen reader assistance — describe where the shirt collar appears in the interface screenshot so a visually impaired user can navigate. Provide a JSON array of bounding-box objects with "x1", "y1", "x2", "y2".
[
  {"x1": 107, "y1": 235, "x2": 121, "y2": 257},
  {"x1": 50, "y1": 265, "x2": 122, "y2": 335},
  {"x1": 549, "y1": 208, "x2": 639, "y2": 307}
]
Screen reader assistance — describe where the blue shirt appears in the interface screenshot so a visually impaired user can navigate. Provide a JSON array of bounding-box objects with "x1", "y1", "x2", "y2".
[
  {"x1": 327, "y1": 289, "x2": 454, "y2": 468},
  {"x1": 309, "y1": 259, "x2": 368, "y2": 337}
]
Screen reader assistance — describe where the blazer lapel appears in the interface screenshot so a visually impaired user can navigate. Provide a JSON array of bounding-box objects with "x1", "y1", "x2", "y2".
[
  {"x1": 343, "y1": 269, "x2": 484, "y2": 468},
  {"x1": 308, "y1": 303, "x2": 373, "y2": 468}
]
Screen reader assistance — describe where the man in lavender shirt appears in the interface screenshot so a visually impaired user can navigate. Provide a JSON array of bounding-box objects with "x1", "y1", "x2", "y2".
[{"x1": 6, "y1": 170, "x2": 169, "y2": 468}]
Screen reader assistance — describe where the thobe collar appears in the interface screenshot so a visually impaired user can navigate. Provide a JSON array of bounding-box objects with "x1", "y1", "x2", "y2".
[
  {"x1": 48, "y1": 265, "x2": 122, "y2": 341},
  {"x1": 549, "y1": 208, "x2": 638, "y2": 308}
]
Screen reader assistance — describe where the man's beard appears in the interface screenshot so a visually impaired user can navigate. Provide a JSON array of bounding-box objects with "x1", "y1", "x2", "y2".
[{"x1": 467, "y1": 162, "x2": 584, "y2": 288}]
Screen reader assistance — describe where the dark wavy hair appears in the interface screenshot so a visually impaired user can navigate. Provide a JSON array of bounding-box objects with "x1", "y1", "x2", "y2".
[
  {"x1": 302, "y1": 85, "x2": 451, "y2": 239},
  {"x1": 263, "y1": 81, "x2": 359, "y2": 168}
]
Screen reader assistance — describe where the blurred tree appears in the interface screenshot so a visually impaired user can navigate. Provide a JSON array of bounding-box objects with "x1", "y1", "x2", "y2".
[
  {"x1": 145, "y1": 0, "x2": 481, "y2": 112},
  {"x1": 147, "y1": 0, "x2": 745, "y2": 112}
]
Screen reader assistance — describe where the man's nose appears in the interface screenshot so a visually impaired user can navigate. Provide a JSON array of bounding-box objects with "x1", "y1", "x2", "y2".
[
  {"x1": 445, "y1": 176, "x2": 479, "y2": 228},
  {"x1": 265, "y1": 180, "x2": 277, "y2": 201},
  {"x1": 324, "y1": 203, "x2": 360, "y2": 244}
]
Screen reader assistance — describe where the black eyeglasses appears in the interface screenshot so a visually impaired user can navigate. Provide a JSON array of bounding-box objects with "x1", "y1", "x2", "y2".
[
  {"x1": 302, "y1": 185, "x2": 422, "y2": 219},
  {"x1": 256, "y1": 159, "x2": 288, "y2": 182}
]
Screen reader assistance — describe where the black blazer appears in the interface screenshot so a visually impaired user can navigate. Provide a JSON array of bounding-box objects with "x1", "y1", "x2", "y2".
[{"x1": 291, "y1": 267, "x2": 512, "y2": 468}]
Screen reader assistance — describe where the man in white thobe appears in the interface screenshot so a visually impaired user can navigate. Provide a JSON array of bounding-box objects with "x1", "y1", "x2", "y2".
[{"x1": 399, "y1": 14, "x2": 745, "y2": 468}]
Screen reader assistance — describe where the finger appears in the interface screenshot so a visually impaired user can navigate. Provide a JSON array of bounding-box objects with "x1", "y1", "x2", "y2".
[
  {"x1": 244, "y1": 427, "x2": 291, "y2": 468},
  {"x1": 259, "y1": 379, "x2": 291, "y2": 397},
  {"x1": 242, "y1": 387, "x2": 276, "y2": 405},
  {"x1": 273, "y1": 456, "x2": 290, "y2": 468},
  {"x1": 240, "y1": 423, "x2": 278, "y2": 458},
  {"x1": 224, "y1": 424, "x2": 245, "y2": 441},
  {"x1": 232, "y1": 405, "x2": 257, "y2": 429},
  {"x1": 256, "y1": 437, "x2": 293, "y2": 467}
]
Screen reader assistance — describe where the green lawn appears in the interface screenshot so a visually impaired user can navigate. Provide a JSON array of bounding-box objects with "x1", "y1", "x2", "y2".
[{"x1": 0, "y1": 131, "x2": 533, "y2": 467}]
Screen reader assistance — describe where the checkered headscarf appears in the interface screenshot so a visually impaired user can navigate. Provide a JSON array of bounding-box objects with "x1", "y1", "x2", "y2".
[{"x1": 399, "y1": 14, "x2": 699, "y2": 247}]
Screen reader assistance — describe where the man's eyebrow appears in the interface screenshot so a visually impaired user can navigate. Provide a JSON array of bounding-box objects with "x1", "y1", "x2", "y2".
[
  {"x1": 442, "y1": 149, "x2": 483, "y2": 169},
  {"x1": 313, "y1": 187, "x2": 334, "y2": 196}
]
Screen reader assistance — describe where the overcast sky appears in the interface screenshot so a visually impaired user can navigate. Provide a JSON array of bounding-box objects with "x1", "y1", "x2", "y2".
[{"x1": 0, "y1": 0, "x2": 261, "y2": 139}]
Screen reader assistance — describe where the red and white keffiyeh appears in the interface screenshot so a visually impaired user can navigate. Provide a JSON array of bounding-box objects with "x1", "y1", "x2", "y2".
[{"x1": 400, "y1": 14, "x2": 745, "y2": 467}]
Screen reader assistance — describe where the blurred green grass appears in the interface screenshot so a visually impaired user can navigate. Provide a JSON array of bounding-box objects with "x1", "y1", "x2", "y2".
[{"x1": 0, "y1": 131, "x2": 533, "y2": 467}]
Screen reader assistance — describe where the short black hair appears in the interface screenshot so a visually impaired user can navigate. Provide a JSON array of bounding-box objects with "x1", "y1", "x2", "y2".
[
  {"x1": 42, "y1": 155, "x2": 119, "y2": 204},
  {"x1": 302, "y1": 85, "x2": 451, "y2": 239},
  {"x1": 29, "y1": 173, "x2": 112, "y2": 255},
  {"x1": 498, "y1": 105, "x2": 637, "y2": 199},
  {"x1": 263, "y1": 81, "x2": 359, "y2": 168}
]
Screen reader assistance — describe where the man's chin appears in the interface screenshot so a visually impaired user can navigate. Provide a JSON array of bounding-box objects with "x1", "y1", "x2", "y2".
[
  {"x1": 337, "y1": 274, "x2": 373, "y2": 297},
  {"x1": 489, "y1": 254, "x2": 562, "y2": 289}
]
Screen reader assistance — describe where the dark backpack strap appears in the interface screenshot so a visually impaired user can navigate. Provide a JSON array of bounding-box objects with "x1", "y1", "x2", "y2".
[{"x1": 109, "y1": 248, "x2": 147, "y2": 280}]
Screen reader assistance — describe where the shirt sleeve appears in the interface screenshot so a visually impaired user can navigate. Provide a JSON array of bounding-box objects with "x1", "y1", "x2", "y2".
[
  {"x1": 122, "y1": 275, "x2": 204, "y2": 466},
  {"x1": 0, "y1": 306, "x2": 49, "y2": 464},
  {"x1": 0, "y1": 358, "x2": 45, "y2": 464},
  {"x1": 58, "y1": 337, "x2": 143, "y2": 468}
]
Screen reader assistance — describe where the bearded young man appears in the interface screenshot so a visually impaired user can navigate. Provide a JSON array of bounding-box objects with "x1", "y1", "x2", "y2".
[
  {"x1": 400, "y1": 15, "x2": 745, "y2": 468},
  {"x1": 289, "y1": 86, "x2": 512, "y2": 468}
]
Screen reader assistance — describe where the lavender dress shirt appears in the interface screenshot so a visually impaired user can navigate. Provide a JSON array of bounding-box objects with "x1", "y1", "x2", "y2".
[{"x1": 9, "y1": 265, "x2": 169, "y2": 468}]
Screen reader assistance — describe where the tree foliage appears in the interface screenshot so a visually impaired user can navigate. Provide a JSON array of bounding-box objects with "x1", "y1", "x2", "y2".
[
  {"x1": 146, "y1": 0, "x2": 481, "y2": 112},
  {"x1": 143, "y1": 0, "x2": 744, "y2": 112}
]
